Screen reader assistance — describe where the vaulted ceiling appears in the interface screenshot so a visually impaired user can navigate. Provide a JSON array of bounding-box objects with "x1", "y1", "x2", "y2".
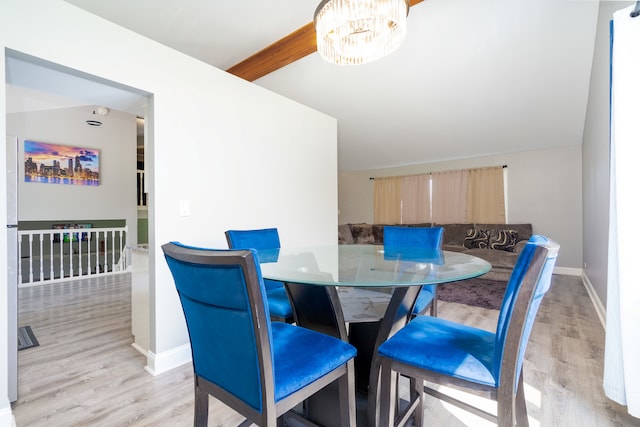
[{"x1": 57, "y1": 1, "x2": 602, "y2": 171}]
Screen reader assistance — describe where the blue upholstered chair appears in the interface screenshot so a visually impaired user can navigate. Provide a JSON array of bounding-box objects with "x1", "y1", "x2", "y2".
[
  {"x1": 225, "y1": 228, "x2": 293, "y2": 323},
  {"x1": 376, "y1": 235, "x2": 559, "y2": 427},
  {"x1": 383, "y1": 225, "x2": 444, "y2": 317},
  {"x1": 162, "y1": 242, "x2": 357, "y2": 427}
]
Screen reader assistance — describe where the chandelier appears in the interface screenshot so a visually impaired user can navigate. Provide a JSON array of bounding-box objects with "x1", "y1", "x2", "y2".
[{"x1": 314, "y1": 0, "x2": 410, "y2": 66}]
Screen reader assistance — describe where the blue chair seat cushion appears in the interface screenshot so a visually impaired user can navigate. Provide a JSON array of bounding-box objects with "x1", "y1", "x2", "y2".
[
  {"x1": 272, "y1": 322, "x2": 356, "y2": 402},
  {"x1": 378, "y1": 315, "x2": 497, "y2": 387},
  {"x1": 412, "y1": 286, "x2": 435, "y2": 315},
  {"x1": 266, "y1": 287, "x2": 293, "y2": 318}
]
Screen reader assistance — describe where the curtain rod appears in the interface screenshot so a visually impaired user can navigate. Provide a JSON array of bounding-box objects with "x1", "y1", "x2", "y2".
[
  {"x1": 369, "y1": 164, "x2": 508, "y2": 180},
  {"x1": 632, "y1": 1, "x2": 640, "y2": 18}
]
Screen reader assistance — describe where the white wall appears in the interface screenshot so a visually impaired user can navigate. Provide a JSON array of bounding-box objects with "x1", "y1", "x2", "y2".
[
  {"x1": 7, "y1": 106, "x2": 137, "y2": 241},
  {"x1": 338, "y1": 145, "x2": 583, "y2": 270},
  {"x1": 582, "y1": 1, "x2": 633, "y2": 309},
  {"x1": 0, "y1": 1, "x2": 338, "y2": 423}
]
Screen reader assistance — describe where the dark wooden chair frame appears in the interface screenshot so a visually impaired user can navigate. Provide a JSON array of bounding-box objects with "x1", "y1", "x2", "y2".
[
  {"x1": 378, "y1": 244, "x2": 552, "y2": 427},
  {"x1": 162, "y1": 243, "x2": 356, "y2": 427}
]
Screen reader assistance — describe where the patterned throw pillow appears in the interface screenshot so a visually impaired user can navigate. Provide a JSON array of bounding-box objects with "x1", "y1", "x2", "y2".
[
  {"x1": 350, "y1": 223, "x2": 375, "y2": 244},
  {"x1": 463, "y1": 229, "x2": 490, "y2": 249},
  {"x1": 488, "y1": 229, "x2": 519, "y2": 252}
]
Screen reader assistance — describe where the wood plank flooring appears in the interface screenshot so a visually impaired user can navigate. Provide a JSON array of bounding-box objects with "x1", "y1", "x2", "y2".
[{"x1": 12, "y1": 274, "x2": 640, "y2": 426}]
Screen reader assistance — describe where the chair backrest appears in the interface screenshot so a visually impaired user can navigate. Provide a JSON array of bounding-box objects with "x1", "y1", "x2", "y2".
[
  {"x1": 225, "y1": 228, "x2": 282, "y2": 291},
  {"x1": 162, "y1": 242, "x2": 274, "y2": 414},
  {"x1": 225, "y1": 228, "x2": 281, "y2": 251},
  {"x1": 494, "y1": 235, "x2": 559, "y2": 391},
  {"x1": 383, "y1": 226, "x2": 444, "y2": 250}
]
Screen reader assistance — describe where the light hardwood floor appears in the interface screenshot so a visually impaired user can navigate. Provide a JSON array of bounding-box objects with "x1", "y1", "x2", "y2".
[{"x1": 12, "y1": 274, "x2": 640, "y2": 426}]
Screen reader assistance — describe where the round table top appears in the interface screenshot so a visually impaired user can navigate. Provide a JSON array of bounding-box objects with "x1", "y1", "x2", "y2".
[{"x1": 258, "y1": 244, "x2": 491, "y2": 288}]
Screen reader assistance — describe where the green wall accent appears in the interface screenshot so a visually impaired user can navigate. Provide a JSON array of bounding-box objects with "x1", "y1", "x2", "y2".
[{"x1": 137, "y1": 218, "x2": 148, "y2": 244}]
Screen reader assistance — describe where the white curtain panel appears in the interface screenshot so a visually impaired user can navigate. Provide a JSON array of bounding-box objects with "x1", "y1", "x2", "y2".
[{"x1": 604, "y1": 5, "x2": 640, "y2": 418}]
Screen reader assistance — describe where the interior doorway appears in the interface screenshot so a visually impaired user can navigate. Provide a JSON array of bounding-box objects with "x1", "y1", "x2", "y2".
[{"x1": 5, "y1": 49, "x2": 153, "y2": 402}]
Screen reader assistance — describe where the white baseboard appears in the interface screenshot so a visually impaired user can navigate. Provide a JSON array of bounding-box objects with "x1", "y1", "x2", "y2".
[
  {"x1": 581, "y1": 272, "x2": 606, "y2": 329},
  {"x1": 144, "y1": 343, "x2": 192, "y2": 376},
  {"x1": 0, "y1": 406, "x2": 15, "y2": 427},
  {"x1": 131, "y1": 342, "x2": 148, "y2": 357},
  {"x1": 554, "y1": 268, "x2": 606, "y2": 329},
  {"x1": 554, "y1": 266, "x2": 582, "y2": 276}
]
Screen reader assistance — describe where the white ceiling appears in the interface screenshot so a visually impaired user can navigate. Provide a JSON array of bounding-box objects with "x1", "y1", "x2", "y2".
[
  {"x1": 5, "y1": 52, "x2": 149, "y2": 117},
  {"x1": 11, "y1": 0, "x2": 606, "y2": 171}
]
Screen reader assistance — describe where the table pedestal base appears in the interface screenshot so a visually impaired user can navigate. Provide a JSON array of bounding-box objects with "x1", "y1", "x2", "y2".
[{"x1": 284, "y1": 282, "x2": 422, "y2": 427}]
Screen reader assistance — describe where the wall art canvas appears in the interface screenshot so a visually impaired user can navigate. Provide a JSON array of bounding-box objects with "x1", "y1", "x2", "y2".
[{"x1": 24, "y1": 140, "x2": 100, "y2": 186}]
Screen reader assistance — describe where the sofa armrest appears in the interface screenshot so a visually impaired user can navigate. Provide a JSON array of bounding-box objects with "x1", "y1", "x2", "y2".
[
  {"x1": 338, "y1": 224, "x2": 354, "y2": 244},
  {"x1": 513, "y1": 240, "x2": 528, "y2": 254}
]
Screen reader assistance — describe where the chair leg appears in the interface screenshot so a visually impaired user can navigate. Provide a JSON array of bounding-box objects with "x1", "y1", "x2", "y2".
[
  {"x1": 515, "y1": 374, "x2": 529, "y2": 427},
  {"x1": 338, "y1": 360, "x2": 357, "y2": 427},
  {"x1": 411, "y1": 377, "x2": 424, "y2": 427},
  {"x1": 194, "y1": 380, "x2": 209, "y2": 427},
  {"x1": 497, "y1": 389, "x2": 517, "y2": 427},
  {"x1": 379, "y1": 358, "x2": 397, "y2": 427}
]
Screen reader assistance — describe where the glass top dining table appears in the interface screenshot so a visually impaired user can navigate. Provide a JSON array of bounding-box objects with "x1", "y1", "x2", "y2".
[
  {"x1": 259, "y1": 244, "x2": 490, "y2": 287},
  {"x1": 257, "y1": 244, "x2": 491, "y2": 427}
]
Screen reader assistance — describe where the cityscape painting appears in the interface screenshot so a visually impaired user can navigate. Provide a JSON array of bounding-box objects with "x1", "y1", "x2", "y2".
[{"x1": 24, "y1": 140, "x2": 100, "y2": 186}]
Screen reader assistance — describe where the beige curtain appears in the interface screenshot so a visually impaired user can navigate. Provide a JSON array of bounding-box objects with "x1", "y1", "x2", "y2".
[
  {"x1": 430, "y1": 170, "x2": 468, "y2": 224},
  {"x1": 373, "y1": 177, "x2": 402, "y2": 224},
  {"x1": 401, "y1": 174, "x2": 430, "y2": 224},
  {"x1": 466, "y1": 166, "x2": 506, "y2": 223}
]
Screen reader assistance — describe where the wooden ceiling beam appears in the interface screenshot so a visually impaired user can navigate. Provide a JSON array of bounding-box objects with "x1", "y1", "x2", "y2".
[
  {"x1": 226, "y1": 0, "x2": 424, "y2": 82},
  {"x1": 226, "y1": 22, "x2": 317, "y2": 82}
]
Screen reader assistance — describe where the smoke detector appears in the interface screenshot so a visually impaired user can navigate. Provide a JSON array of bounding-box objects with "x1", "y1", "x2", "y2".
[{"x1": 86, "y1": 107, "x2": 109, "y2": 126}]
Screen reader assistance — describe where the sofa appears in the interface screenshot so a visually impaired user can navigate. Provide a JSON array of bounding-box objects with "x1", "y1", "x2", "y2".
[{"x1": 338, "y1": 222, "x2": 533, "y2": 281}]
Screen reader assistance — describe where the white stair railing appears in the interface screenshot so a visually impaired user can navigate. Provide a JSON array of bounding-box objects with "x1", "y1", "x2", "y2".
[{"x1": 18, "y1": 226, "x2": 127, "y2": 287}]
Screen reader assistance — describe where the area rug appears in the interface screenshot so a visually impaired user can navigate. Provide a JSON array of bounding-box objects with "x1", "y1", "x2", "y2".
[
  {"x1": 18, "y1": 325, "x2": 39, "y2": 351},
  {"x1": 437, "y1": 278, "x2": 508, "y2": 310}
]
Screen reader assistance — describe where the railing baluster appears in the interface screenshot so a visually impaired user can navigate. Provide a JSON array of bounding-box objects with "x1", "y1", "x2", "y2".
[
  {"x1": 87, "y1": 232, "x2": 92, "y2": 275},
  {"x1": 76, "y1": 234, "x2": 82, "y2": 276},
  {"x1": 111, "y1": 231, "x2": 116, "y2": 271},
  {"x1": 49, "y1": 233, "x2": 54, "y2": 280},
  {"x1": 38, "y1": 234, "x2": 44, "y2": 281},
  {"x1": 99, "y1": 234, "x2": 103, "y2": 273},
  {"x1": 118, "y1": 230, "x2": 125, "y2": 270},
  {"x1": 101, "y1": 231, "x2": 107, "y2": 273},
  {"x1": 68, "y1": 235, "x2": 73, "y2": 278},
  {"x1": 28, "y1": 234, "x2": 34, "y2": 283},
  {"x1": 59, "y1": 231, "x2": 64, "y2": 279}
]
